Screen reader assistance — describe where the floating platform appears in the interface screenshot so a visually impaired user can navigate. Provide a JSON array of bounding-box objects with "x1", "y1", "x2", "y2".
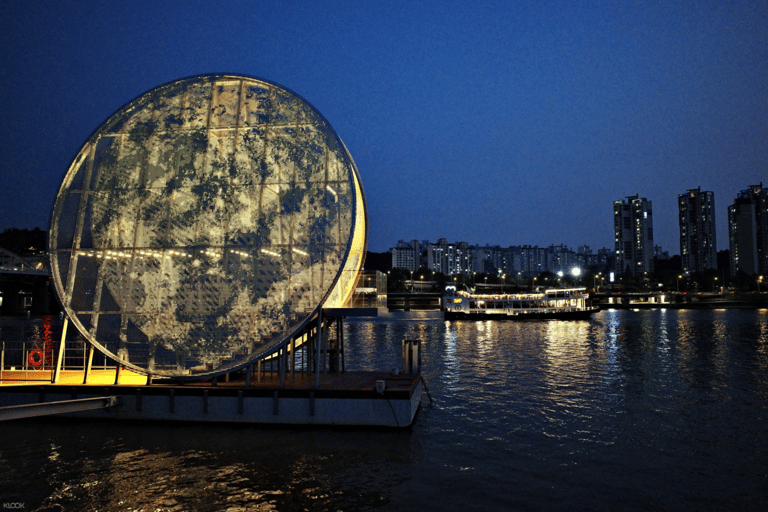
[{"x1": 0, "y1": 371, "x2": 424, "y2": 428}]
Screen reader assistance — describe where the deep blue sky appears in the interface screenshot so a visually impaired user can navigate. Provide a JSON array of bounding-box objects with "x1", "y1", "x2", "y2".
[{"x1": 1, "y1": 0, "x2": 766, "y2": 254}]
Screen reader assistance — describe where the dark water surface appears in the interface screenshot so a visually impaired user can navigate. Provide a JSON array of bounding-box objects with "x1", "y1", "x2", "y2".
[{"x1": 1, "y1": 309, "x2": 767, "y2": 511}]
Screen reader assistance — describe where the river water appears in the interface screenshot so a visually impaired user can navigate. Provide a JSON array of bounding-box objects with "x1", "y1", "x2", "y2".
[{"x1": 1, "y1": 309, "x2": 767, "y2": 511}]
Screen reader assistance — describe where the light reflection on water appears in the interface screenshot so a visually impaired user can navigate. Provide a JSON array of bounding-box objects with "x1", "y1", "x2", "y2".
[{"x1": 1, "y1": 310, "x2": 768, "y2": 511}]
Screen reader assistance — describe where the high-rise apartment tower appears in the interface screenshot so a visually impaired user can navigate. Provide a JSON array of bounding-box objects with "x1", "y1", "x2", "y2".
[
  {"x1": 614, "y1": 195, "x2": 654, "y2": 276},
  {"x1": 678, "y1": 187, "x2": 717, "y2": 274},
  {"x1": 728, "y1": 183, "x2": 768, "y2": 276}
]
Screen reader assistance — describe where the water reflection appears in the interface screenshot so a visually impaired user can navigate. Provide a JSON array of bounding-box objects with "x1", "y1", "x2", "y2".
[
  {"x1": 2, "y1": 311, "x2": 768, "y2": 511},
  {"x1": 2, "y1": 420, "x2": 417, "y2": 511},
  {"x1": 442, "y1": 320, "x2": 459, "y2": 388}
]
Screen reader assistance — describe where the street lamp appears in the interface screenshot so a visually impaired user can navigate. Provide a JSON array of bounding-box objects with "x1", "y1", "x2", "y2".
[
  {"x1": 713, "y1": 276, "x2": 718, "y2": 293},
  {"x1": 759, "y1": 276, "x2": 763, "y2": 293},
  {"x1": 501, "y1": 274, "x2": 505, "y2": 294},
  {"x1": 677, "y1": 275, "x2": 682, "y2": 292}
]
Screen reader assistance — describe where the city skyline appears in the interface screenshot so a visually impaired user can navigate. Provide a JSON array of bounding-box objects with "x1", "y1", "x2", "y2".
[
  {"x1": 1, "y1": 1, "x2": 766, "y2": 254},
  {"x1": 386, "y1": 187, "x2": 735, "y2": 261},
  {"x1": 390, "y1": 238, "x2": 615, "y2": 279}
]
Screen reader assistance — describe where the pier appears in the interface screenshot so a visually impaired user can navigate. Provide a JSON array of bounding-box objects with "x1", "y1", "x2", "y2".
[
  {"x1": 0, "y1": 312, "x2": 425, "y2": 428},
  {"x1": 0, "y1": 370, "x2": 423, "y2": 428}
]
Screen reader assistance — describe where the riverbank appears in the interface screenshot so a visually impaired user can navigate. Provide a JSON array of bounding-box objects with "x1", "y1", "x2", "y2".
[{"x1": 592, "y1": 291, "x2": 768, "y2": 310}]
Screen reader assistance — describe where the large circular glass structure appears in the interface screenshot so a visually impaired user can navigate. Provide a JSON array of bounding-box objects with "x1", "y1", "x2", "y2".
[{"x1": 49, "y1": 74, "x2": 367, "y2": 378}]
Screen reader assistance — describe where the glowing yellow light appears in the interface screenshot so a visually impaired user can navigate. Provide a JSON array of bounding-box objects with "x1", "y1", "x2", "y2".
[
  {"x1": 323, "y1": 156, "x2": 366, "y2": 308},
  {"x1": 260, "y1": 248, "x2": 280, "y2": 258}
]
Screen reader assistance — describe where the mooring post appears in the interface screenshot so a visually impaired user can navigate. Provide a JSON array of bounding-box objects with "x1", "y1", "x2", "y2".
[
  {"x1": 401, "y1": 339, "x2": 421, "y2": 374},
  {"x1": 402, "y1": 339, "x2": 420, "y2": 374}
]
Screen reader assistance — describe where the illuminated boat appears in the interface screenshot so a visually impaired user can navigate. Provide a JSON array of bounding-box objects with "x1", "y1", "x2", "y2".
[{"x1": 443, "y1": 286, "x2": 598, "y2": 320}]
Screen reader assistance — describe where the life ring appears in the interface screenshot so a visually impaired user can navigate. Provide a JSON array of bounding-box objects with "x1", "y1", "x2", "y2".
[{"x1": 28, "y1": 350, "x2": 44, "y2": 368}]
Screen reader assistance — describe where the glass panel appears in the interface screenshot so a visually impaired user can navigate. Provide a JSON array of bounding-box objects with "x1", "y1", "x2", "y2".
[{"x1": 211, "y1": 80, "x2": 241, "y2": 128}]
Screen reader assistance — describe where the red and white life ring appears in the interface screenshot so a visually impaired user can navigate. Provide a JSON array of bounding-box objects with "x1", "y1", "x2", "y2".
[{"x1": 28, "y1": 350, "x2": 44, "y2": 368}]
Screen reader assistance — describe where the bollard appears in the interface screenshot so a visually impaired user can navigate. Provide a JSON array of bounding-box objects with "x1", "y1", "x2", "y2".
[{"x1": 401, "y1": 339, "x2": 421, "y2": 374}]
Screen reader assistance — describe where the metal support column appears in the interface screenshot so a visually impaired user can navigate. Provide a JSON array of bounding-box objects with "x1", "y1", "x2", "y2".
[
  {"x1": 310, "y1": 330, "x2": 314, "y2": 374},
  {"x1": 340, "y1": 317, "x2": 345, "y2": 373},
  {"x1": 83, "y1": 342, "x2": 94, "y2": 384},
  {"x1": 314, "y1": 309, "x2": 322, "y2": 388},
  {"x1": 322, "y1": 317, "x2": 328, "y2": 376},
  {"x1": 52, "y1": 317, "x2": 68, "y2": 384}
]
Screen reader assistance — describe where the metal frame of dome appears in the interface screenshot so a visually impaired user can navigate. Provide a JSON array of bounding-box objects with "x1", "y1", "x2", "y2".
[{"x1": 49, "y1": 74, "x2": 367, "y2": 379}]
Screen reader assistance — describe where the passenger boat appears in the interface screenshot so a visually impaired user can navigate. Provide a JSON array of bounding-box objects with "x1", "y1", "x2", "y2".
[{"x1": 443, "y1": 286, "x2": 598, "y2": 320}]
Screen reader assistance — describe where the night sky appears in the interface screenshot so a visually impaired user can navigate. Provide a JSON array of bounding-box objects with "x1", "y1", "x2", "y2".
[{"x1": 1, "y1": 0, "x2": 766, "y2": 254}]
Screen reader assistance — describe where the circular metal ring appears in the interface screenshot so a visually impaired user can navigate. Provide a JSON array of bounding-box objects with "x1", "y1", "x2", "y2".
[{"x1": 49, "y1": 74, "x2": 367, "y2": 378}]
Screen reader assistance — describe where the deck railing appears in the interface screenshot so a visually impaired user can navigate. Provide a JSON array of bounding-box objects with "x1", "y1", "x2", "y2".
[{"x1": 0, "y1": 340, "x2": 117, "y2": 384}]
